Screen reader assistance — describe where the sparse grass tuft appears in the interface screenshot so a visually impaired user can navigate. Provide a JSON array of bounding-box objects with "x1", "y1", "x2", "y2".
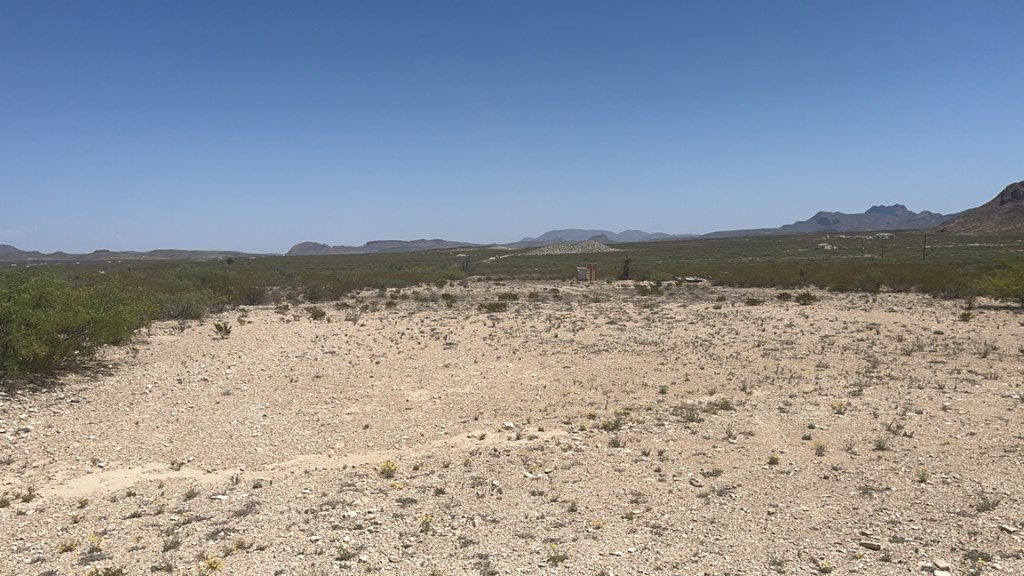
[
  {"x1": 85, "y1": 567, "x2": 126, "y2": 576},
  {"x1": 546, "y1": 543, "x2": 568, "y2": 566},
  {"x1": 305, "y1": 305, "x2": 327, "y2": 321},
  {"x1": 419, "y1": 513, "x2": 434, "y2": 534},
  {"x1": 163, "y1": 536, "x2": 182, "y2": 552},
  {"x1": 86, "y1": 532, "x2": 104, "y2": 554},
  {"x1": 975, "y1": 494, "x2": 1001, "y2": 513},
  {"x1": 795, "y1": 291, "x2": 819, "y2": 305},
  {"x1": 150, "y1": 559, "x2": 174, "y2": 573},
  {"x1": 672, "y1": 403, "x2": 704, "y2": 423},
  {"x1": 58, "y1": 539, "x2": 79, "y2": 553},
  {"x1": 336, "y1": 545, "x2": 356, "y2": 561}
]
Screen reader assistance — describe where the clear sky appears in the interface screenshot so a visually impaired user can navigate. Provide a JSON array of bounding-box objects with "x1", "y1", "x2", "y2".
[{"x1": 2, "y1": 1, "x2": 1022, "y2": 253}]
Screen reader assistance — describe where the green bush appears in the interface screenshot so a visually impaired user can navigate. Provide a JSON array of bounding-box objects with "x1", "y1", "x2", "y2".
[
  {"x1": 978, "y1": 264, "x2": 1024, "y2": 307},
  {"x1": 156, "y1": 291, "x2": 208, "y2": 320},
  {"x1": 478, "y1": 301, "x2": 508, "y2": 313},
  {"x1": 0, "y1": 272, "x2": 149, "y2": 374}
]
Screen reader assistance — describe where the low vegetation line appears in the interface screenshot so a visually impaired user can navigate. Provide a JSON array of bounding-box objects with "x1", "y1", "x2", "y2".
[{"x1": 2, "y1": 234, "x2": 1022, "y2": 378}]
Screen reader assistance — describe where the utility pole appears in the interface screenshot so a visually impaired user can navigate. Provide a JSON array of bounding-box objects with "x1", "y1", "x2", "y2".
[{"x1": 922, "y1": 234, "x2": 927, "y2": 260}]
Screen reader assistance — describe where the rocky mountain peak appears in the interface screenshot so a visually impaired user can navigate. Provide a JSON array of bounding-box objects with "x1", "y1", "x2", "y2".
[{"x1": 996, "y1": 181, "x2": 1024, "y2": 206}]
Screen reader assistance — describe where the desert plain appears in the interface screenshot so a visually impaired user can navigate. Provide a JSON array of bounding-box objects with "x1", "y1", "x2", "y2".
[{"x1": 2, "y1": 279, "x2": 1023, "y2": 575}]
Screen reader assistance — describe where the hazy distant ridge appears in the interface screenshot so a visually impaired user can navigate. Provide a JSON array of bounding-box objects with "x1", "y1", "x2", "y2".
[
  {"x1": 286, "y1": 239, "x2": 478, "y2": 256},
  {"x1": 0, "y1": 245, "x2": 258, "y2": 262},
  {"x1": 517, "y1": 229, "x2": 693, "y2": 244}
]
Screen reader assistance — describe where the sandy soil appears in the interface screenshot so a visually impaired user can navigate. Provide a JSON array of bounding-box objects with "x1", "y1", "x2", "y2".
[{"x1": 2, "y1": 279, "x2": 1023, "y2": 576}]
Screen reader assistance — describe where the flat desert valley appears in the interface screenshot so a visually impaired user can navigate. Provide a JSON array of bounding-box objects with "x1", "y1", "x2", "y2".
[{"x1": 2, "y1": 280, "x2": 1023, "y2": 575}]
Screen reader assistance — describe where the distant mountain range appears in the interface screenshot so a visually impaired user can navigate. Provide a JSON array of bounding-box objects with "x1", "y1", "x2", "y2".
[
  {"x1": 516, "y1": 229, "x2": 696, "y2": 244},
  {"x1": 285, "y1": 239, "x2": 476, "y2": 256},
  {"x1": 3, "y1": 180, "x2": 1022, "y2": 261},
  {"x1": 0, "y1": 246, "x2": 257, "y2": 263}
]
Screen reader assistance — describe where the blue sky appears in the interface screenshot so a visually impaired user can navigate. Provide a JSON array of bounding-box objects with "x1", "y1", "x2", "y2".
[{"x1": 2, "y1": 1, "x2": 1022, "y2": 253}]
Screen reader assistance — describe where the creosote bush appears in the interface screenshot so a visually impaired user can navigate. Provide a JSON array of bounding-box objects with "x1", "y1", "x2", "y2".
[
  {"x1": 0, "y1": 272, "x2": 149, "y2": 374},
  {"x1": 977, "y1": 263, "x2": 1024, "y2": 307}
]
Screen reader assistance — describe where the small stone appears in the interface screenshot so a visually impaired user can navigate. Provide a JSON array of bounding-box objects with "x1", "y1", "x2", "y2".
[
  {"x1": 933, "y1": 558, "x2": 951, "y2": 570},
  {"x1": 858, "y1": 540, "x2": 881, "y2": 551},
  {"x1": 208, "y1": 494, "x2": 228, "y2": 500},
  {"x1": 689, "y1": 478, "x2": 703, "y2": 488},
  {"x1": 999, "y1": 524, "x2": 1018, "y2": 534},
  {"x1": 503, "y1": 422, "x2": 516, "y2": 430}
]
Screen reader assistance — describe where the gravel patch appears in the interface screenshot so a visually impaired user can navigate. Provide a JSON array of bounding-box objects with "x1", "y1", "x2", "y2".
[{"x1": 1, "y1": 280, "x2": 1022, "y2": 575}]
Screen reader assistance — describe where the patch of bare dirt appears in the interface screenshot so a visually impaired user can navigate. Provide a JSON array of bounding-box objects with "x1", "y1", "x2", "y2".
[{"x1": 2, "y1": 280, "x2": 1022, "y2": 575}]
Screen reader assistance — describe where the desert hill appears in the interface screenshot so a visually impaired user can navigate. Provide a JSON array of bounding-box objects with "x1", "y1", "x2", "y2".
[
  {"x1": 937, "y1": 180, "x2": 1024, "y2": 234},
  {"x1": 703, "y1": 205, "x2": 955, "y2": 238}
]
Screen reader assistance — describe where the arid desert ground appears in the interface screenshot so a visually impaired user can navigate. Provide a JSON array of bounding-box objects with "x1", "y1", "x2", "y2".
[{"x1": 2, "y1": 280, "x2": 1023, "y2": 576}]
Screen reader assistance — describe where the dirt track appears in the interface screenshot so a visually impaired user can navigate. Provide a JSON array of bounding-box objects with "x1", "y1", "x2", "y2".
[{"x1": 2, "y1": 280, "x2": 1023, "y2": 575}]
